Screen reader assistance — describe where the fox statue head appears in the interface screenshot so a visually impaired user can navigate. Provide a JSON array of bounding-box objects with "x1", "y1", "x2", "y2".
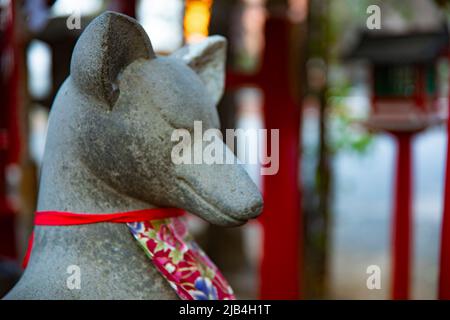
[{"x1": 60, "y1": 11, "x2": 263, "y2": 226}]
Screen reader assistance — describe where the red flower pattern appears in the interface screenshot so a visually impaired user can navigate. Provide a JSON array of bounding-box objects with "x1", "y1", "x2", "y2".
[{"x1": 127, "y1": 217, "x2": 235, "y2": 300}]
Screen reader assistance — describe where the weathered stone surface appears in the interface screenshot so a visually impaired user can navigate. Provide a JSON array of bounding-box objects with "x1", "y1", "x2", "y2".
[{"x1": 5, "y1": 11, "x2": 262, "y2": 299}]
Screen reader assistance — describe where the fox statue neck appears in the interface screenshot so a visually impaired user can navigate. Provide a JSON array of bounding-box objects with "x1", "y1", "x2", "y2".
[
  {"x1": 37, "y1": 149, "x2": 151, "y2": 214},
  {"x1": 6, "y1": 103, "x2": 179, "y2": 299},
  {"x1": 36, "y1": 106, "x2": 152, "y2": 214}
]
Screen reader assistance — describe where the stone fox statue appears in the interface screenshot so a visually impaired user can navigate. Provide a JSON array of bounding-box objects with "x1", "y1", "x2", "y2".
[{"x1": 5, "y1": 12, "x2": 262, "y2": 299}]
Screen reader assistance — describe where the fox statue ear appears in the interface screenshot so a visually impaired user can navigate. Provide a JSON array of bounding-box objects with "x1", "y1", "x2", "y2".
[
  {"x1": 171, "y1": 36, "x2": 227, "y2": 106},
  {"x1": 71, "y1": 11, "x2": 155, "y2": 108}
]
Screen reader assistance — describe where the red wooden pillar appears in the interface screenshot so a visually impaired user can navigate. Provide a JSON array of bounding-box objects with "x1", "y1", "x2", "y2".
[
  {"x1": 108, "y1": 0, "x2": 137, "y2": 18},
  {"x1": 258, "y1": 17, "x2": 301, "y2": 300},
  {"x1": 439, "y1": 114, "x2": 450, "y2": 299},
  {"x1": 438, "y1": 54, "x2": 450, "y2": 300},
  {"x1": 389, "y1": 66, "x2": 428, "y2": 300},
  {"x1": 391, "y1": 132, "x2": 413, "y2": 300},
  {"x1": 226, "y1": 16, "x2": 302, "y2": 299},
  {"x1": 0, "y1": 0, "x2": 20, "y2": 259}
]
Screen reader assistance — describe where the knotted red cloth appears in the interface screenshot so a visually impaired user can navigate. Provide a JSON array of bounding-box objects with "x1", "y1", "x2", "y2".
[{"x1": 22, "y1": 208, "x2": 184, "y2": 268}]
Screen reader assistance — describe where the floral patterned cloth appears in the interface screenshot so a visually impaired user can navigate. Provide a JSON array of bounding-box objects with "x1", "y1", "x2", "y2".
[{"x1": 127, "y1": 217, "x2": 235, "y2": 300}]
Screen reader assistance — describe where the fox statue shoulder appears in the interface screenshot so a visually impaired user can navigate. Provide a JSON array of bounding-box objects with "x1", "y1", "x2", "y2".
[{"x1": 5, "y1": 12, "x2": 262, "y2": 299}]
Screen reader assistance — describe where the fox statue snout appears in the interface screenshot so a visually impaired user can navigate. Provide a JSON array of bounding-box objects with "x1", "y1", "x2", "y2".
[{"x1": 69, "y1": 12, "x2": 263, "y2": 225}]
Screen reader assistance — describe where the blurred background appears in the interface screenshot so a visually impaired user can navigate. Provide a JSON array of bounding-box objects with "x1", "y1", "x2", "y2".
[{"x1": 0, "y1": 0, "x2": 449, "y2": 299}]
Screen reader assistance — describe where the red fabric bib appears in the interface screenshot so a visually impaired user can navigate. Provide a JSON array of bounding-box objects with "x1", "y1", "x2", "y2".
[
  {"x1": 23, "y1": 208, "x2": 184, "y2": 268},
  {"x1": 22, "y1": 208, "x2": 236, "y2": 300}
]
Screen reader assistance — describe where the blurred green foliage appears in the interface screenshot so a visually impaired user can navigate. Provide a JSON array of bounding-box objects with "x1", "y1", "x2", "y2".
[{"x1": 327, "y1": 82, "x2": 374, "y2": 155}]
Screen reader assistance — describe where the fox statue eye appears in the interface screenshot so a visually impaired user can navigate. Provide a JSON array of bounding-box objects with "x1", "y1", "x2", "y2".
[{"x1": 171, "y1": 36, "x2": 227, "y2": 107}]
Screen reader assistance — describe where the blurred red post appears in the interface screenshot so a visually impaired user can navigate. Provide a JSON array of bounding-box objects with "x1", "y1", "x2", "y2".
[
  {"x1": 392, "y1": 133, "x2": 413, "y2": 300},
  {"x1": 439, "y1": 52, "x2": 450, "y2": 300},
  {"x1": 0, "y1": 0, "x2": 20, "y2": 259},
  {"x1": 227, "y1": 16, "x2": 302, "y2": 299},
  {"x1": 108, "y1": 0, "x2": 136, "y2": 18},
  {"x1": 258, "y1": 17, "x2": 301, "y2": 300}
]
